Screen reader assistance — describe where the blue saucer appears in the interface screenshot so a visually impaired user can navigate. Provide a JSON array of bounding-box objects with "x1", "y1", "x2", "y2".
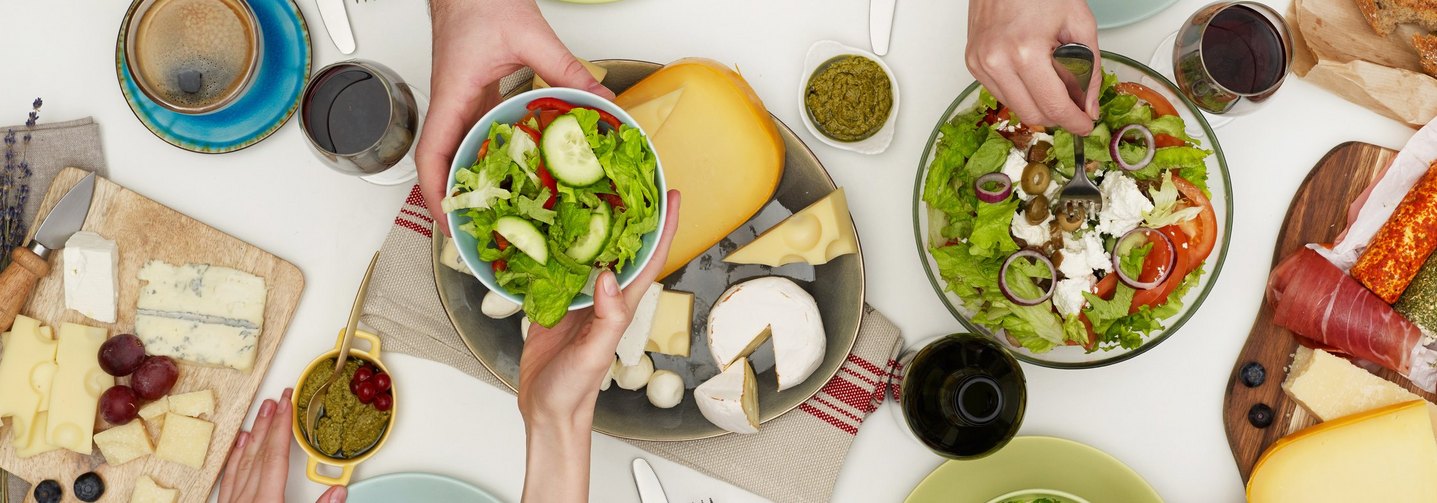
[
  {"x1": 1088, "y1": 0, "x2": 1179, "y2": 29},
  {"x1": 115, "y1": 0, "x2": 312, "y2": 154},
  {"x1": 346, "y1": 473, "x2": 503, "y2": 503}
]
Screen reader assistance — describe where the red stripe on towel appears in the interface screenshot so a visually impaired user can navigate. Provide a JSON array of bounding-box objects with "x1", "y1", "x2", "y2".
[
  {"x1": 800, "y1": 403, "x2": 857, "y2": 436},
  {"x1": 395, "y1": 216, "x2": 433, "y2": 238}
]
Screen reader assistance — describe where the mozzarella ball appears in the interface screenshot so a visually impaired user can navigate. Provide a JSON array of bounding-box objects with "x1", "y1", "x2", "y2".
[
  {"x1": 646, "y1": 370, "x2": 685, "y2": 408},
  {"x1": 482, "y1": 291, "x2": 522, "y2": 318},
  {"x1": 613, "y1": 354, "x2": 654, "y2": 391}
]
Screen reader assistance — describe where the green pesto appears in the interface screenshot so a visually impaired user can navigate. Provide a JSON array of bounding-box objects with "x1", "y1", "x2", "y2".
[
  {"x1": 804, "y1": 55, "x2": 892, "y2": 142},
  {"x1": 297, "y1": 357, "x2": 391, "y2": 459},
  {"x1": 1397, "y1": 252, "x2": 1437, "y2": 334}
]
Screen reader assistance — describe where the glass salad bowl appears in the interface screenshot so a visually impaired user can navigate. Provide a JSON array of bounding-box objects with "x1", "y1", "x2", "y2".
[{"x1": 911, "y1": 52, "x2": 1232, "y2": 369}]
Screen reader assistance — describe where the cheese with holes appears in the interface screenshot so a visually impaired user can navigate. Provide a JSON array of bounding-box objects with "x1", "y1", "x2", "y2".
[
  {"x1": 94, "y1": 420, "x2": 154, "y2": 465},
  {"x1": 131, "y1": 475, "x2": 178, "y2": 503},
  {"x1": 645, "y1": 290, "x2": 692, "y2": 357},
  {"x1": 1284, "y1": 346, "x2": 1423, "y2": 421},
  {"x1": 725, "y1": 189, "x2": 858, "y2": 267},
  {"x1": 1248, "y1": 401, "x2": 1437, "y2": 502},
  {"x1": 616, "y1": 283, "x2": 663, "y2": 366},
  {"x1": 695, "y1": 357, "x2": 759, "y2": 434},
  {"x1": 707, "y1": 277, "x2": 826, "y2": 390},
  {"x1": 168, "y1": 389, "x2": 215, "y2": 418},
  {"x1": 47, "y1": 322, "x2": 111, "y2": 454},
  {"x1": 63, "y1": 231, "x2": 119, "y2": 323},
  {"x1": 0, "y1": 316, "x2": 56, "y2": 449},
  {"x1": 15, "y1": 412, "x2": 58, "y2": 458},
  {"x1": 156, "y1": 412, "x2": 213, "y2": 469},
  {"x1": 136, "y1": 261, "x2": 267, "y2": 371},
  {"x1": 614, "y1": 58, "x2": 785, "y2": 278},
  {"x1": 34, "y1": 326, "x2": 55, "y2": 412}
]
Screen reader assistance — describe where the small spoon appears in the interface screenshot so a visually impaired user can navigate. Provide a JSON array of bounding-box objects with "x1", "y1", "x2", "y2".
[{"x1": 304, "y1": 251, "x2": 381, "y2": 443}]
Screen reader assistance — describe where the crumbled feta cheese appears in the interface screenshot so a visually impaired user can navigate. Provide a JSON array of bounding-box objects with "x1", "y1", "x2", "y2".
[
  {"x1": 995, "y1": 119, "x2": 1017, "y2": 132},
  {"x1": 1059, "y1": 231, "x2": 1111, "y2": 280},
  {"x1": 1096, "y1": 175, "x2": 1154, "y2": 237},
  {"x1": 1043, "y1": 179, "x2": 1061, "y2": 202},
  {"x1": 1029, "y1": 132, "x2": 1055, "y2": 149},
  {"x1": 1011, "y1": 211, "x2": 1053, "y2": 246},
  {"x1": 1054, "y1": 277, "x2": 1095, "y2": 317},
  {"x1": 1001, "y1": 148, "x2": 1029, "y2": 194}
]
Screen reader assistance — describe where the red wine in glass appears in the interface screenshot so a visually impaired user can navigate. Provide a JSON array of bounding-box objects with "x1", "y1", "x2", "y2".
[{"x1": 1173, "y1": 2, "x2": 1292, "y2": 116}]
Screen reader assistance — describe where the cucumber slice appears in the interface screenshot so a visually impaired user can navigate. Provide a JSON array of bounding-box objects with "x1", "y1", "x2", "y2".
[
  {"x1": 541, "y1": 114, "x2": 606, "y2": 186},
  {"x1": 495, "y1": 216, "x2": 549, "y2": 265},
  {"x1": 566, "y1": 202, "x2": 613, "y2": 263}
]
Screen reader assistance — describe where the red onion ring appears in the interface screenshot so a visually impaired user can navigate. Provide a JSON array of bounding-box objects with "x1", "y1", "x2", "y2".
[
  {"x1": 1000, "y1": 250, "x2": 1056, "y2": 306},
  {"x1": 974, "y1": 172, "x2": 1014, "y2": 203},
  {"x1": 1110, "y1": 124, "x2": 1155, "y2": 172},
  {"x1": 1111, "y1": 227, "x2": 1176, "y2": 290}
]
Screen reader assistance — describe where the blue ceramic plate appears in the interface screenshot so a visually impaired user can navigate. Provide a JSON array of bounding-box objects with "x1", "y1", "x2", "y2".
[
  {"x1": 346, "y1": 473, "x2": 503, "y2": 503},
  {"x1": 1088, "y1": 0, "x2": 1179, "y2": 29},
  {"x1": 115, "y1": 0, "x2": 312, "y2": 154}
]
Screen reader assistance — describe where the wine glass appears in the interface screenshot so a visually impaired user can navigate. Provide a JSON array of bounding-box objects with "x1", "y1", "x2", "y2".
[
  {"x1": 886, "y1": 333, "x2": 1027, "y2": 459},
  {"x1": 1147, "y1": 2, "x2": 1292, "y2": 129}
]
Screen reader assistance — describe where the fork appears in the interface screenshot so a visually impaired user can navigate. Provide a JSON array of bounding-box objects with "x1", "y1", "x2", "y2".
[{"x1": 1051, "y1": 43, "x2": 1102, "y2": 221}]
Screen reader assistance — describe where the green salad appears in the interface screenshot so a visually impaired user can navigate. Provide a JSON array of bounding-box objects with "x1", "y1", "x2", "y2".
[
  {"x1": 923, "y1": 73, "x2": 1218, "y2": 353},
  {"x1": 445, "y1": 97, "x2": 661, "y2": 327}
]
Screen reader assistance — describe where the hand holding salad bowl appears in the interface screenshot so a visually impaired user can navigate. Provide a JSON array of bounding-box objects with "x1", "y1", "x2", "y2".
[{"x1": 445, "y1": 88, "x2": 668, "y2": 328}]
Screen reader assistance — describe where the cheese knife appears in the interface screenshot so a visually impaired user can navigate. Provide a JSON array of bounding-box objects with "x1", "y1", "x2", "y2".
[
  {"x1": 870, "y1": 0, "x2": 896, "y2": 56},
  {"x1": 632, "y1": 458, "x2": 670, "y2": 503},
  {"x1": 0, "y1": 172, "x2": 96, "y2": 332},
  {"x1": 317, "y1": 0, "x2": 357, "y2": 55}
]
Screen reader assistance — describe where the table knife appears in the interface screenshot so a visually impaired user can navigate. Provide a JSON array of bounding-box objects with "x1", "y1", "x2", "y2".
[
  {"x1": 632, "y1": 458, "x2": 670, "y2": 503},
  {"x1": 0, "y1": 172, "x2": 96, "y2": 332},
  {"x1": 317, "y1": 0, "x2": 357, "y2": 55},
  {"x1": 870, "y1": 0, "x2": 896, "y2": 56}
]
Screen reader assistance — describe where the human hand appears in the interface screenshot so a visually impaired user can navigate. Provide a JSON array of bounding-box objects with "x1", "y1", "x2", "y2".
[
  {"x1": 219, "y1": 388, "x2": 347, "y2": 503},
  {"x1": 966, "y1": 0, "x2": 1101, "y2": 134},
  {"x1": 418, "y1": 0, "x2": 613, "y2": 236}
]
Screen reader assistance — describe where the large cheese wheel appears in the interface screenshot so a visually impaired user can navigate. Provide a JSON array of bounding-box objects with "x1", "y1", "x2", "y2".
[{"x1": 615, "y1": 58, "x2": 785, "y2": 278}]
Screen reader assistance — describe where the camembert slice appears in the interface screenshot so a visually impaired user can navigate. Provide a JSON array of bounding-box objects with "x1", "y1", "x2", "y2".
[
  {"x1": 695, "y1": 357, "x2": 759, "y2": 434},
  {"x1": 724, "y1": 189, "x2": 859, "y2": 267},
  {"x1": 707, "y1": 277, "x2": 826, "y2": 390},
  {"x1": 1283, "y1": 346, "x2": 1423, "y2": 421},
  {"x1": 135, "y1": 261, "x2": 267, "y2": 371},
  {"x1": 47, "y1": 322, "x2": 111, "y2": 454},
  {"x1": 645, "y1": 290, "x2": 693, "y2": 357}
]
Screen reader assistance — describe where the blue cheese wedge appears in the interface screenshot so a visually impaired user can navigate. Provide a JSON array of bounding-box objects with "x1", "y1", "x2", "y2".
[
  {"x1": 135, "y1": 261, "x2": 267, "y2": 372},
  {"x1": 62, "y1": 231, "x2": 119, "y2": 323}
]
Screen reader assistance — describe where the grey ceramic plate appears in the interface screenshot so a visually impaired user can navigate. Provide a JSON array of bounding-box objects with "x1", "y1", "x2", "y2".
[{"x1": 434, "y1": 59, "x2": 865, "y2": 441}]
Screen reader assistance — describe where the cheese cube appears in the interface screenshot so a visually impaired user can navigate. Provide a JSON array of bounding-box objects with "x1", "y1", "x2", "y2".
[
  {"x1": 724, "y1": 189, "x2": 859, "y2": 267},
  {"x1": 155, "y1": 413, "x2": 213, "y2": 469},
  {"x1": 136, "y1": 261, "x2": 267, "y2": 371},
  {"x1": 94, "y1": 420, "x2": 154, "y2": 465},
  {"x1": 1248, "y1": 401, "x2": 1437, "y2": 501},
  {"x1": 1283, "y1": 346, "x2": 1424, "y2": 421},
  {"x1": 168, "y1": 389, "x2": 215, "y2": 418},
  {"x1": 15, "y1": 412, "x2": 59, "y2": 458},
  {"x1": 63, "y1": 231, "x2": 119, "y2": 323},
  {"x1": 0, "y1": 316, "x2": 56, "y2": 449},
  {"x1": 615, "y1": 283, "x2": 663, "y2": 366},
  {"x1": 645, "y1": 291, "x2": 693, "y2": 357},
  {"x1": 46, "y1": 323, "x2": 111, "y2": 454},
  {"x1": 138, "y1": 396, "x2": 170, "y2": 421},
  {"x1": 130, "y1": 475, "x2": 178, "y2": 503}
]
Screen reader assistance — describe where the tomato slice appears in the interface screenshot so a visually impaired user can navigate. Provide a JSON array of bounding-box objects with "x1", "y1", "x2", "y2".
[
  {"x1": 982, "y1": 106, "x2": 1013, "y2": 125},
  {"x1": 1114, "y1": 82, "x2": 1179, "y2": 117},
  {"x1": 1170, "y1": 175, "x2": 1218, "y2": 269},
  {"x1": 493, "y1": 231, "x2": 510, "y2": 251},
  {"x1": 537, "y1": 109, "x2": 561, "y2": 130},
  {"x1": 536, "y1": 161, "x2": 559, "y2": 210},
  {"x1": 1133, "y1": 229, "x2": 1177, "y2": 285},
  {"x1": 1154, "y1": 134, "x2": 1187, "y2": 148},
  {"x1": 476, "y1": 139, "x2": 490, "y2": 161},
  {"x1": 1158, "y1": 226, "x2": 1193, "y2": 278},
  {"x1": 492, "y1": 259, "x2": 508, "y2": 273},
  {"x1": 599, "y1": 181, "x2": 626, "y2": 210}
]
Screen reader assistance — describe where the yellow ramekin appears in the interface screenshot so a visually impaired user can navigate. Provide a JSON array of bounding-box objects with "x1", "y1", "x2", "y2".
[{"x1": 290, "y1": 329, "x2": 396, "y2": 486}]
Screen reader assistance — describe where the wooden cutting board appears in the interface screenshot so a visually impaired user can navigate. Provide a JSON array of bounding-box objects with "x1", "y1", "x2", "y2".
[
  {"x1": 1222, "y1": 142, "x2": 1437, "y2": 481},
  {"x1": 0, "y1": 168, "x2": 304, "y2": 502}
]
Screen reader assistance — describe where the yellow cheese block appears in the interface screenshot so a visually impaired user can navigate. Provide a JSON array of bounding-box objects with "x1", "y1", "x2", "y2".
[
  {"x1": 1248, "y1": 400, "x2": 1437, "y2": 502},
  {"x1": 94, "y1": 420, "x2": 154, "y2": 465},
  {"x1": 15, "y1": 412, "x2": 59, "y2": 458},
  {"x1": 0, "y1": 316, "x2": 56, "y2": 449},
  {"x1": 138, "y1": 396, "x2": 170, "y2": 422},
  {"x1": 614, "y1": 58, "x2": 785, "y2": 278},
  {"x1": 47, "y1": 322, "x2": 112, "y2": 454},
  {"x1": 532, "y1": 58, "x2": 608, "y2": 89},
  {"x1": 34, "y1": 326, "x2": 56, "y2": 412},
  {"x1": 1283, "y1": 346, "x2": 1423, "y2": 421},
  {"x1": 645, "y1": 290, "x2": 693, "y2": 357},
  {"x1": 131, "y1": 475, "x2": 179, "y2": 503},
  {"x1": 168, "y1": 389, "x2": 215, "y2": 418},
  {"x1": 155, "y1": 412, "x2": 213, "y2": 469},
  {"x1": 724, "y1": 188, "x2": 859, "y2": 267}
]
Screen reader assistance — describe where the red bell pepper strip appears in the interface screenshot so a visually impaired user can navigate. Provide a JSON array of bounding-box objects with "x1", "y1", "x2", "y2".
[{"x1": 526, "y1": 97, "x2": 622, "y2": 130}]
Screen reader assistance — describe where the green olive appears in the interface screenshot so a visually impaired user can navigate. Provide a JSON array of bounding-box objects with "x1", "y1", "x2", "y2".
[
  {"x1": 1057, "y1": 205, "x2": 1085, "y2": 231},
  {"x1": 1024, "y1": 194, "x2": 1050, "y2": 225},
  {"x1": 1027, "y1": 141, "x2": 1053, "y2": 162},
  {"x1": 1021, "y1": 163, "x2": 1051, "y2": 195}
]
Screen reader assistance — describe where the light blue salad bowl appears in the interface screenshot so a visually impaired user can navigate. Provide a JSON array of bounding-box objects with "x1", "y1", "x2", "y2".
[{"x1": 446, "y1": 87, "x2": 668, "y2": 312}]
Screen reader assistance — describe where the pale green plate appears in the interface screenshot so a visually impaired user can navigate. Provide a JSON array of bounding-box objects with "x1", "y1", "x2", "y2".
[
  {"x1": 1088, "y1": 0, "x2": 1179, "y2": 29},
  {"x1": 906, "y1": 437, "x2": 1162, "y2": 503},
  {"x1": 346, "y1": 473, "x2": 503, "y2": 503}
]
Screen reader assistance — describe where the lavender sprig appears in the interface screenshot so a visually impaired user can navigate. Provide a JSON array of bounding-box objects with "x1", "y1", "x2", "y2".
[{"x1": 0, "y1": 98, "x2": 40, "y2": 269}]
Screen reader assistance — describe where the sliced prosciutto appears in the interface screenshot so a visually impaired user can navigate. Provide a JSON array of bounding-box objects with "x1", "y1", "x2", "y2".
[{"x1": 1267, "y1": 248, "x2": 1435, "y2": 391}]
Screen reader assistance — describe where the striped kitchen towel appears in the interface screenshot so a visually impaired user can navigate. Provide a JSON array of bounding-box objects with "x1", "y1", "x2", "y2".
[{"x1": 361, "y1": 185, "x2": 904, "y2": 503}]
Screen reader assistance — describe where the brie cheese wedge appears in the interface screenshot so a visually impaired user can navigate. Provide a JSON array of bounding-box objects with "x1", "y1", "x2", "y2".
[
  {"x1": 615, "y1": 283, "x2": 663, "y2": 366},
  {"x1": 62, "y1": 231, "x2": 119, "y2": 323},
  {"x1": 707, "y1": 277, "x2": 826, "y2": 390},
  {"x1": 695, "y1": 357, "x2": 759, "y2": 434}
]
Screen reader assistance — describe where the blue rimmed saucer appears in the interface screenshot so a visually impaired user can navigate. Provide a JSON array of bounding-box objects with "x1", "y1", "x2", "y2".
[{"x1": 115, "y1": 0, "x2": 312, "y2": 154}]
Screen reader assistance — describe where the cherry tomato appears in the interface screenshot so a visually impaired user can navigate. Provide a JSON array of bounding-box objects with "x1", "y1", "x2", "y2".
[
  {"x1": 354, "y1": 366, "x2": 374, "y2": 384},
  {"x1": 374, "y1": 391, "x2": 393, "y2": 412},
  {"x1": 372, "y1": 373, "x2": 392, "y2": 393},
  {"x1": 492, "y1": 259, "x2": 508, "y2": 273},
  {"x1": 349, "y1": 379, "x2": 362, "y2": 395},
  {"x1": 356, "y1": 381, "x2": 377, "y2": 404},
  {"x1": 493, "y1": 231, "x2": 510, "y2": 251}
]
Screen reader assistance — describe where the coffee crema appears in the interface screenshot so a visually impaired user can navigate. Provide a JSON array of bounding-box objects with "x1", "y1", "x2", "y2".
[{"x1": 132, "y1": 0, "x2": 258, "y2": 112}]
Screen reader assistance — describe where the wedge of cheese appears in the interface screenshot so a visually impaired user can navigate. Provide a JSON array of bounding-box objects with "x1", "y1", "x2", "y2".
[
  {"x1": 725, "y1": 189, "x2": 859, "y2": 267},
  {"x1": 138, "y1": 396, "x2": 170, "y2": 422},
  {"x1": 0, "y1": 316, "x2": 56, "y2": 449},
  {"x1": 614, "y1": 59, "x2": 785, "y2": 278},
  {"x1": 695, "y1": 357, "x2": 759, "y2": 434},
  {"x1": 707, "y1": 277, "x2": 826, "y2": 390},
  {"x1": 94, "y1": 420, "x2": 154, "y2": 465},
  {"x1": 531, "y1": 58, "x2": 608, "y2": 89},
  {"x1": 1283, "y1": 346, "x2": 1423, "y2": 421},
  {"x1": 63, "y1": 231, "x2": 119, "y2": 323},
  {"x1": 645, "y1": 290, "x2": 693, "y2": 357},
  {"x1": 168, "y1": 389, "x2": 215, "y2": 418},
  {"x1": 1248, "y1": 401, "x2": 1437, "y2": 501},
  {"x1": 131, "y1": 475, "x2": 178, "y2": 503},
  {"x1": 615, "y1": 283, "x2": 663, "y2": 366},
  {"x1": 135, "y1": 261, "x2": 267, "y2": 371},
  {"x1": 15, "y1": 412, "x2": 59, "y2": 458},
  {"x1": 47, "y1": 322, "x2": 111, "y2": 454},
  {"x1": 155, "y1": 412, "x2": 213, "y2": 469},
  {"x1": 34, "y1": 326, "x2": 56, "y2": 413}
]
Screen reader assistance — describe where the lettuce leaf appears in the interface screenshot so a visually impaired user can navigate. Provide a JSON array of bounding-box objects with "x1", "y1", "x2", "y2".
[
  {"x1": 968, "y1": 198, "x2": 1021, "y2": 259},
  {"x1": 496, "y1": 253, "x2": 589, "y2": 327},
  {"x1": 593, "y1": 125, "x2": 661, "y2": 270}
]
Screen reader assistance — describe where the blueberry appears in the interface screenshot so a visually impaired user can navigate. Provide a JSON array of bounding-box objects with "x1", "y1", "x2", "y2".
[
  {"x1": 1249, "y1": 403, "x2": 1274, "y2": 428},
  {"x1": 33, "y1": 480, "x2": 62, "y2": 503},
  {"x1": 1240, "y1": 362, "x2": 1266, "y2": 388},
  {"x1": 74, "y1": 472, "x2": 104, "y2": 502}
]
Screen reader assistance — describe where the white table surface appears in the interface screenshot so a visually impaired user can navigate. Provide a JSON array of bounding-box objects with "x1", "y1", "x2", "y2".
[{"x1": 1, "y1": 0, "x2": 1419, "y2": 501}]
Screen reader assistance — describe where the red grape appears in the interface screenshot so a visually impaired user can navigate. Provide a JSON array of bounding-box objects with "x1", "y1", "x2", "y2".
[
  {"x1": 355, "y1": 381, "x2": 377, "y2": 404},
  {"x1": 97, "y1": 335, "x2": 146, "y2": 377},
  {"x1": 373, "y1": 391, "x2": 392, "y2": 412},
  {"x1": 131, "y1": 356, "x2": 179, "y2": 400},
  {"x1": 354, "y1": 366, "x2": 374, "y2": 383},
  {"x1": 371, "y1": 373, "x2": 391, "y2": 393},
  {"x1": 99, "y1": 386, "x2": 139, "y2": 425}
]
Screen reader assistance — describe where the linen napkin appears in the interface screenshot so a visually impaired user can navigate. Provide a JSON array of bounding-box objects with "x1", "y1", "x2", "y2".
[
  {"x1": 361, "y1": 185, "x2": 904, "y2": 503},
  {"x1": 3, "y1": 116, "x2": 107, "y2": 503}
]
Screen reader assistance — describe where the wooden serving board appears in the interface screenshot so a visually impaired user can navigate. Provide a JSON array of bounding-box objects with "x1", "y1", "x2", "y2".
[
  {"x1": 0, "y1": 168, "x2": 304, "y2": 502},
  {"x1": 1221, "y1": 142, "x2": 1436, "y2": 480}
]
